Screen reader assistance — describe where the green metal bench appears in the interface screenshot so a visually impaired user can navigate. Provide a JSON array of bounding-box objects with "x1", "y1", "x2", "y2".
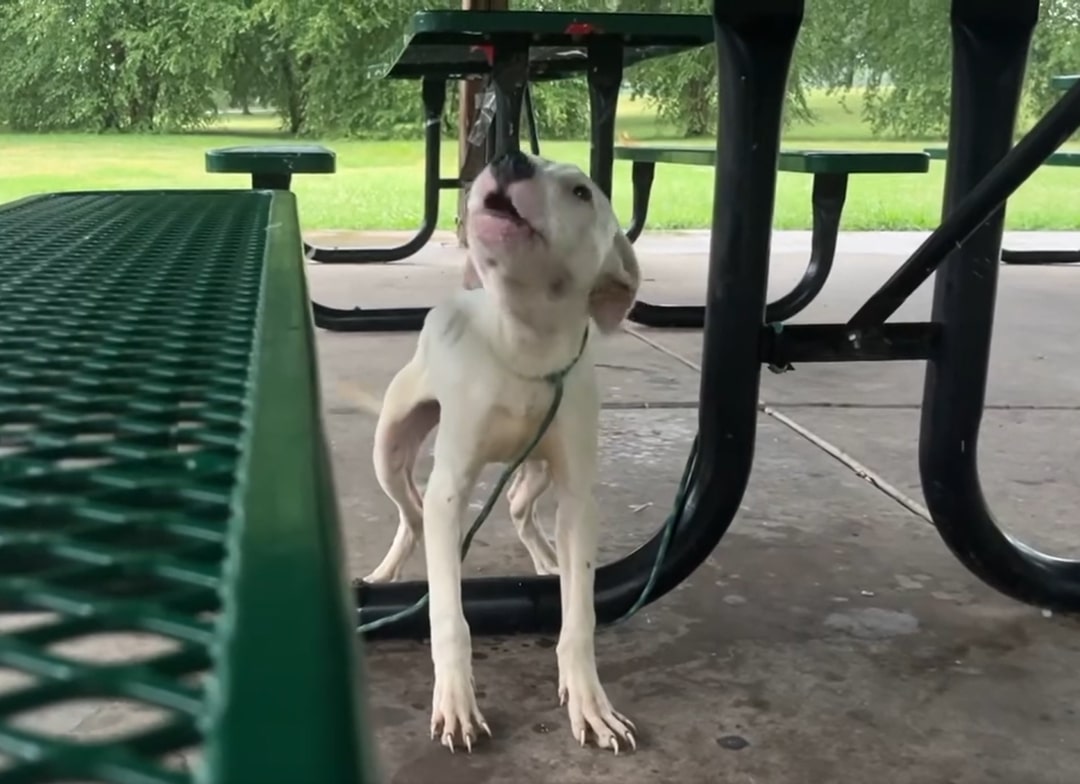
[
  {"x1": 0, "y1": 190, "x2": 378, "y2": 783},
  {"x1": 925, "y1": 145, "x2": 1080, "y2": 264},
  {"x1": 205, "y1": 143, "x2": 336, "y2": 190},
  {"x1": 614, "y1": 145, "x2": 930, "y2": 326}
]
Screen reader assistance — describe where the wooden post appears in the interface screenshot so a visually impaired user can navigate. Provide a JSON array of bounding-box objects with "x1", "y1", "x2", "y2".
[{"x1": 457, "y1": 0, "x2": 509, "y2": 246}]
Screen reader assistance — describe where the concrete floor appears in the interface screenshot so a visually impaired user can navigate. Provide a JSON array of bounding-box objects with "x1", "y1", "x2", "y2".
[
  {"x1": 3, "y1": 228, "x2": 1079, "y2": 782},
  {"x1": 309, "y1": 229, "x2": 1080, "y2": 784}
]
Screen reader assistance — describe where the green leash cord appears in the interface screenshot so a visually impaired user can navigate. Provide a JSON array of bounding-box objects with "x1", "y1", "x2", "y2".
[{"x1": 357, "y1": 328, "x2": 698, "y2": 634}]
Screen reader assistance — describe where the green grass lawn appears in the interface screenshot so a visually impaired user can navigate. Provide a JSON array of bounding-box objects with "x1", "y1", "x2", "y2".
[{"x1": 1, "y1": 92, "x2": 1077, "y2": 231}]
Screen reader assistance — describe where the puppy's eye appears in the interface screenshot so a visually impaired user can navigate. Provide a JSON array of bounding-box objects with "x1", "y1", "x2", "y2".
[{"x1": 572, "y1": 184, "x2": 593, "y2": 202}]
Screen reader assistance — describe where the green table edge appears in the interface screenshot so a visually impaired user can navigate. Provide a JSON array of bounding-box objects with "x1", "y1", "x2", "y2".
[
  {"x1": 190, "y1": 190, "x2": 378, "y2": 784},
  {"x1": 406, "y1": 10, "x2": 713, "y2": 39},
  {"x1": 1051, "y1": 74, "x2": 1077, "y2": 90},
  {"x1": 613, "y1": 145, "x2": 930, "y2": 174},
  {"x1": 205, "y1": 146, "x2": 336, "y2": 176},
  {"x1": 924, "y1": 146, "x2": 1080, "y2": 166}
]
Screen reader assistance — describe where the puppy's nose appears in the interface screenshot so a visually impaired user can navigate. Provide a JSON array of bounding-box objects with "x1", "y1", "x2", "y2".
[{"x1": 491, "y1": 150, "x2": 535, "y2": 187}]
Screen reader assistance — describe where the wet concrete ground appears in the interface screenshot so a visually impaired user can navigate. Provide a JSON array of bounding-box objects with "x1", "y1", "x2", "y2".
[
  {"x1": 309, "y1": 229, "x2": 1080, "y2": 784},
  {"x1": 3, "y1": 228, "x2": 1078, "y2": 783}
]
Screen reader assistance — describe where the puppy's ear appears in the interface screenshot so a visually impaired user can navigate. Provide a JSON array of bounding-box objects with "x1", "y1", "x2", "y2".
[
  {"x1": 463, "y1": 254, "x2": 484, "y2": 290},
  {"x1": 589, "y1": 231, "x2": 640, "y2": 333}
]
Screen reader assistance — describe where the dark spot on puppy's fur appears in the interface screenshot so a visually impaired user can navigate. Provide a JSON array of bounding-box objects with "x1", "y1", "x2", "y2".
[
  {"x1": 548, "y1": 274, "x2": 569, "y2": 299},
  {"x1": 484, "y1": 256, "x2": 498, "y2": 268}
]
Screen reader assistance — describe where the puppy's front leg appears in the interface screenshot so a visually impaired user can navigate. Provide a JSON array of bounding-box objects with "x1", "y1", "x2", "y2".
[
  {"x1": 553, "y1": 482, "x2": 636, "y2": 753},
  {"x1": 424, "y1": 428, "x2": 490, "y2": 752}
]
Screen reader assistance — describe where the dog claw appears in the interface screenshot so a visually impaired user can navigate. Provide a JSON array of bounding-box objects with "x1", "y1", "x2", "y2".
[
  {"x1": 626, "y1": 732, "x2": 637, "y2": 751},
  {"x1": 465, "y1": 735, "x2": 472, "y2": 754},
  {"x1": 612, "y1": 736, "x2": 620, "y2": 755},
  {"x1": 580, "y1": 730, "x2": 587, "y2": 747},
  {"x1": 481, "y1": 721, "x2": 492, "y2": 738}
]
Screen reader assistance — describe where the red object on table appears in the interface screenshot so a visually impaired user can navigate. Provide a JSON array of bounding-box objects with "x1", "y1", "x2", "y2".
[
  {"x1": 564, "y1": 22, "x2": 601, "y2": 35},
  {"x1": 471, "y1": 43, "x2": 495, "y2": 65}
]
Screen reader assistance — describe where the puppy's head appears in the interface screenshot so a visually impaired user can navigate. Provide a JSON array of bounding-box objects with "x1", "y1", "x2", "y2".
[{"x1": 464, "y1": 151, "x2": 639, "y2": 333}]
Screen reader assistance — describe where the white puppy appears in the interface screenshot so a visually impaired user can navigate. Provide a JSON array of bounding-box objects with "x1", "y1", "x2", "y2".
[{"x1": 367, "y1": 150, "x2": 640, "y2": 753}]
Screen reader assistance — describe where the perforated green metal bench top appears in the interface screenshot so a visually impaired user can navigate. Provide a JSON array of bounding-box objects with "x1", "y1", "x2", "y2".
[
  {"x1": 378, "y1": 10, "x2": 713, "y2": 80},
  {"x1": 0, "y1": 190, "x2": 376, "y2": 784},
  {"x1": 614, "y1": 146, "x2": 930, "y2": 174},
  {"x1": 924, "y1": 146, "x2": 1080, "y2": 166}
]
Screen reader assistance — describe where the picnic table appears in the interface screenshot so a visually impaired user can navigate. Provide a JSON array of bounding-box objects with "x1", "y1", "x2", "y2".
[
  {"x1": 4, "y1": 0, "x2": 1080, "y2": 780},
  {"x1": 305, "y1": 10, "x2": 715, "y2": 332},
  {"x1": 613, "y1": 147, "x2": 930, "y2": 327},
  {"x1": 0, "y1": 190, "x2": 379, "y2": 782}
]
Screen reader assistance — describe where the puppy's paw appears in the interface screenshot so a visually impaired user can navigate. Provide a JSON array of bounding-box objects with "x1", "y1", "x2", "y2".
[
  {"x1": 431, "y1": 667, "x2": 491, "y2": 753},
  {"x1": 361, "y1": 565, "x2": 401, "y2": 584},
  {"x1": 532, "y1": 549, "x2": 559, "y2": 576},
  {"x1": 558, "y1": 660, "x2": 636, "y2": 753}
]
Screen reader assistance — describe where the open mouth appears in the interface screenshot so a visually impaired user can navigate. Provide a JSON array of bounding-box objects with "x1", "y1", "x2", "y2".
[{"x1": 483, "y1": 190, "x2": 527, "y2": 225}]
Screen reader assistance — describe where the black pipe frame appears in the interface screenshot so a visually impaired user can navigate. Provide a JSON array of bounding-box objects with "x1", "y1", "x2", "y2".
[
  {"x1": 624, "y1": 167, "x2": 849, "y2": 327},
  {"x1": 916, "y1": 0, "x2": 1080, "y2": 611},
  {"x1": 357, "y1": 0, "x2": 1080, "y2": 638},
  {"x1": 304, "y1": 79, "x2": 452, "y2": 267}
]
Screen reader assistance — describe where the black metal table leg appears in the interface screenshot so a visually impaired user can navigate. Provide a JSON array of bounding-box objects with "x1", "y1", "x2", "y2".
[
  {"x1": 586, "y1": 37, "x2": 623, "y2": 198},
  {"x1": 624, "y1": 161, "x2": 655, "y2": 243},
  {"x1": 766, "y1": 172, "x2": 847, "y2": 322},
  {"x1": 626, "y1": 171, "x2": 849, "y2": 328},
  {"x1": 918, "y1": 0, "x2": 1080, "y2": 611},
  {"x1": 253, "y1": 172, "x2": 293, "y2": 190},
  {"x1": 305, "y1": 79, "x2": 453, "y2": 265},
  {"x1": 580, "y1": 36, "x2": 707, "y2": 330},
  {"x1": 492, "y1": 40, "x2": 530, "y2": 157},
  {"x1": 523, "y1": 84, "x2": 541, "y2": 156},
  {"x1": 356, "y1": 0, "x2": 805, "y2": 638}
]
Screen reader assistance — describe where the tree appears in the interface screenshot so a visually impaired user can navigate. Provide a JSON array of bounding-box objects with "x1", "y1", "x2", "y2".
[
  {"x1": 612, "y1": 0, "x2": 816, "y2": 137},
  {"x1": 825, "y1": 0, "x2": 1080, "y2": 138},
  {"x1": 0, "y1": 0, "x2": 240, "y2": 132}
]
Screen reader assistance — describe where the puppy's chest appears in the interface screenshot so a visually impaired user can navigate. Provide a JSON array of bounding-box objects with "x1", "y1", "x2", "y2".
[{"x1": 474, "y1": 392, "x2": 557, "y2": 463}]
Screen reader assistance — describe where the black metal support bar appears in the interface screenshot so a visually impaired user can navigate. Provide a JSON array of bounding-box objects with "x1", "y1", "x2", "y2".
[
  {"x1": 767, "y1": 173, "x2": 847, "y2": 322},
  {"x1": 918, "y1": 0, "x2": 1080, "y2": 611},
  {"x1": 312, "y1": 302, "x2": 431, "y2": 333},
  {"x1": 523, "y1": 83, "x2": 541, "y2": 157},
  {"x1": 1000, "y1": 247, "x2": 1080, "y2": 264},
  {"x1": 305, "y1": 79, "x2": 449, "y2": 265},
  {"x1": 356, "y1": 0, "x2": 806, "y2": 638},
  {"x1": 626, "y1": 171, "x2": 849, "y2": 328},
  {"x1": 850, "y1": 76, "x2": 1080, "y2": 327},
  {"x1": 252, "y1": 172, "x2": 292, "y2": 190},
  {"x1": 761, "y1": 322, "x2": 939, "y2": 366},
  {"x1": 624, "y1": 161, "x2": 655, "y2": 243},
  {"x1": 492, "y1": 41, "x2": 530, "y2": 157}
]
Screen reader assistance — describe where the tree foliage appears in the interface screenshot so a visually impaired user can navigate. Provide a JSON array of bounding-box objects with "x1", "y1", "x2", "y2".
[
  {"x1": 0, "y1": 0, "x2": 1076, "y2": 138},
  {"x1": 0, "y1": 0, "x2": 240, "y2": 131}
]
